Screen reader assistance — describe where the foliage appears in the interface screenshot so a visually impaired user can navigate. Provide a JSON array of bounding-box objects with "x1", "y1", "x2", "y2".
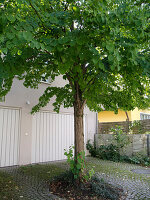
[
  {"x1": 86, "y1": 140, "x2": 98, "y2": 157},
  {"x1": 91, "y1": 176, "x2": 124, "y2": 200},
  {"x1": 86, "y1": 140, "x2": 120, "y2": 161},
  {"x1": 0, "y1": 0, "x2": 150, "y2": 114},
  {"x1": 87, "y1": 127, "x2": 130, "y2": 161},
  {"x1": 125, "y1": 154, "x2": 150, "y2": 166},
  {"x1": 87, "y1": 140, "x2": 150, "y2": 166},
  {"x1": 129, "y1": 120, "x2": 143, "y2": 134},
  {"x1": 64, "y1": 146, "x2": 94, "y2": 182},
  {"x1": 110, "y1": 126, "x2": 130, "y2": 149},
  {"x1": 97, "y1": 144, "x2": 120, "y2": 161}
]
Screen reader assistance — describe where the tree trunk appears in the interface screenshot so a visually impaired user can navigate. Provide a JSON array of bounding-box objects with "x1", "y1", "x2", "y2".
[
  {"x1": 74, "y1": 101, "x2": 84, "y2": 157},
  {"x1": 74, "y1": 84, "x2": 85, "y2": 158}
]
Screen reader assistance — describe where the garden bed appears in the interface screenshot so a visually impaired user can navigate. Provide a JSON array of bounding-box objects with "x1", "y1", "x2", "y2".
[
  {"x1": 50, "y1": 180, "x2": 101, "y2": 200},
  {"x1": 49, "y1": 171, "x2": 125, "y2": 200}
]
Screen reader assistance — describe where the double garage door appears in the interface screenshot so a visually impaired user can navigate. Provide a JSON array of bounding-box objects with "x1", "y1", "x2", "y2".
[{"x1": 0, "y1": 107, "x2": 86, "y2": 167}]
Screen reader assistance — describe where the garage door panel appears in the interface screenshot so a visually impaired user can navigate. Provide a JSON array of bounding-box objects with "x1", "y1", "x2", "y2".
[
  {"x1": 0, "y1": 108, "x2": 20, "y2": 167},
  {"x1": 32, "y1": 112, "x2": 74, "y2": 163}
]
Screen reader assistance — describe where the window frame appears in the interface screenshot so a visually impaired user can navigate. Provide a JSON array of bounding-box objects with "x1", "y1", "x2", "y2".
[{"x1": 140, "y1": 113, "x2": 150, "y2": 120}]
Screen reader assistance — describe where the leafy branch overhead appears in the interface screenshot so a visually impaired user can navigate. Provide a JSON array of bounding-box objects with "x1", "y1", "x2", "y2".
[{"x1": 0, "y1": 0, "x2": 150, "y2": 113}]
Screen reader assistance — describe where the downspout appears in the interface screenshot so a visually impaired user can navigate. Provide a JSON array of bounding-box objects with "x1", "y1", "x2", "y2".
[
  {"x1": 95, "y1": 112, "x2": 98, "y2": 149},
  {"x1": 96, "y1": 112, "x2": 98, "y2": 134}
]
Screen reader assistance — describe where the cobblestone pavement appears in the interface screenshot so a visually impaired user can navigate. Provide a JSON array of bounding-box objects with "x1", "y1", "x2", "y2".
[
  {"x1": 88, "y1": 158, "x2": 150, "y2": 200},
  {"x1": 1, "y1": 159, "x2": 150, "y2": 200},
  {"x1": 96, "y1": 173, "x2": 150, "y2": 200},
  {"x1": 0, "y1": 167, "x2": 61, "y2": 200}
]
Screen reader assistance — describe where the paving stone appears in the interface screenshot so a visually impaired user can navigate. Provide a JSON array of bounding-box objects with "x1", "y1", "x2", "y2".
[
  {"x1": 1, "y1": 159, "x2": 150, "y2": 200},
  {"x1": 0, "y1": 166, "x2": 62, "y2": 200}
]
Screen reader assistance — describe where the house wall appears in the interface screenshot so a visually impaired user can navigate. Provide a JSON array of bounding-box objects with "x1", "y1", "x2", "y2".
[
  {"x1": 0, "y1": 77, "x2": 96, "y2": 165},
  {"x1": 98, "y1": 110, "x2": 131, "y2": 122},
  {"x1": 131, "y1": 108, "x2": 150, "y2": 121},
  {"x1": 98, "y1": 108, "x2": 150, "y2": 122}
]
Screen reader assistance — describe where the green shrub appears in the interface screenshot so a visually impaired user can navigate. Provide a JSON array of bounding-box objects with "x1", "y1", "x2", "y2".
[
  {"x1": 129, "y1": 120, "x2": 143, "y2": 134},
  {"x1": 86, "y1": 140, "x2": 98, "y2": 157},
  {"x1": 126, "y1": 155, "x2": 150, "y2": 166},
  {"x1": 97, "y1": 144, "x2": 120, "y2": 161},
  {"x1": 110, "y1": 126, "x2": 130, "y2": 149},
  {"x1": 86, "y1": 140, "x2": 150, "y2": 166}
]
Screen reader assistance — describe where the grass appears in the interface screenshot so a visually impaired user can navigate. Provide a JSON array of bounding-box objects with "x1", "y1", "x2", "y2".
[
  {"x1": 19, "y1": 162, "x2": 66, "y2": 181},
  {"x1": 0, "y1": 171, "x2": 21, "y2": 200}
]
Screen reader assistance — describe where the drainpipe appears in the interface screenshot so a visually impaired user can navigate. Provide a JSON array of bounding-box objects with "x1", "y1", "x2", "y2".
[
  {"x1": 147, "y1": 134, "x2": 150, "y2": 157},
  {"x1": 95, "y1": 112, "x2": 98, "y2": 149},
  {"x1": 96, "y1": 112, "x2": 98, "y2": 134}
]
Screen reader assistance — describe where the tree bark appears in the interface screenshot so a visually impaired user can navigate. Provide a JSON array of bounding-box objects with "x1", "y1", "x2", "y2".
[
  {"x1": 74, "y1": 101, "x2": 84, "y2": 157},
  {"x1": 74, "y1": 83, "x2": 85, "y2": 157}
]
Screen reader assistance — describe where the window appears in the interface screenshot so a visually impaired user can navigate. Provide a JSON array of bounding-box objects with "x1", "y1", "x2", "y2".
[
  {"x1": 0, "y1": 96, "x2": 5, "y2": 102},
  {"x1": 140, "y1": 113, "x2": 150, "y2": 120}
]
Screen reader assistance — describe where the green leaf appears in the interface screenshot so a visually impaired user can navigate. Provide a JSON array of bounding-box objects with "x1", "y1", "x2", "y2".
[
  {"x1": 106, "y1": 41, "x2": 114, "y2": 52},
  {"x1": 0, "y1": 35, "x2": 4, "y2": 42},
  {"x1": 23, "y1": 31, "x2": 33, "y2": 41},
  {"x1": 1, "y1": 48, "x2": 7, "y2": 54},
  {"x1": 108, "y1": 54, "x2": 114, "y2": 62},
  {"x1": 6, "y1": 32, "x2": 15, "y2": 40},
  {"x1": 7, "y1": 15, "x2": 16, "y2": 22},
  {"x1": 98, "y1": 60, "x2": 105, "y2": 70},
  {"x1": 76, "y1": 164, "x2": 81, "y2": 170},
  {"x1": 92, "y1": 57, "x2": 99, "y2": 65}
]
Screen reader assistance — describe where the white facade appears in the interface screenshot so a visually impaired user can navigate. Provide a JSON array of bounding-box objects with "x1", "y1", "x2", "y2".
[{"x1": 0, "y1": 77, "x2": 97, "y2": 167}]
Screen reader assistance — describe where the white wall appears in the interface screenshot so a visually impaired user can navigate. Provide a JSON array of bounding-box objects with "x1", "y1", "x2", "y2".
[{"x1": 0, "y1": 77, "x2": 96, "y2": 165}]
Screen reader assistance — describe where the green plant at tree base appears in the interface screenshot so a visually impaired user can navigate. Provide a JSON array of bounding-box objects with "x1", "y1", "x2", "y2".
[{"x1": 64, "y1": 146, "x2": 94, "y2": 182}]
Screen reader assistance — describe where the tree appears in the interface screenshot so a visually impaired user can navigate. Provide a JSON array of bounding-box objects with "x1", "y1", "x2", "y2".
[{"x1": 0, "y1": 0, "x2": 150, "y2": 160}]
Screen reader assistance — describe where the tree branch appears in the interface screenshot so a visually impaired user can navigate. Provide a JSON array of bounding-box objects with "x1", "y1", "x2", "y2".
[
  {"x1": 81, "y1": 99, "x2": 86, "y2": 110},
  {"x1": 66, "y1": 73, "x2": 74, "y2": 89},
  {"x1": 29, "y1": 1, "x2": 50, "y2": 32}
]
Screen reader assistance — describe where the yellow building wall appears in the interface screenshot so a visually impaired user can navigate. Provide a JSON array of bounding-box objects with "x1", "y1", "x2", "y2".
[
  {"x1": 131, "y1": 108, "x2": 150, "y2": 121},
  {"x1": 98, "y1": 110, "x2": 131, "y2": 122},
  {"x1": 98, "y1": 108, "x2": 150, "y2": 122}
]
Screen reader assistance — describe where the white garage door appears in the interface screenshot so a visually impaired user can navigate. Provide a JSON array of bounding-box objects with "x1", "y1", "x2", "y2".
[
  {"x1": 0, "y1": 107, "x2": 21, "y2": 167},
  {"x1": 31, "y1": 112, "x2": 75, "y2": 163}
]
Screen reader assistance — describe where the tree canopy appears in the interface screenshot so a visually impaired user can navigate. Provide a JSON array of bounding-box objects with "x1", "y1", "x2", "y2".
[{"x1": 0, "y1": 0, "x2": 150, "y2": 113}]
